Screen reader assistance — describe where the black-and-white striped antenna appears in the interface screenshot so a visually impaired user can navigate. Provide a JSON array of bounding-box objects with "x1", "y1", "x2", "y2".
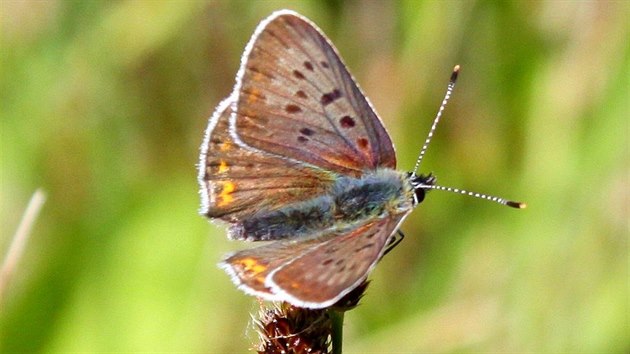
[
  {"x1": 418, "y1": 183, "x2": 526, "y2": 209},
  {"x1": 412, "y1": 65, "x2": 526, "y2": 209},
  {"x1": 411, "y1": 65, "x2": 460, "y2": 177}
]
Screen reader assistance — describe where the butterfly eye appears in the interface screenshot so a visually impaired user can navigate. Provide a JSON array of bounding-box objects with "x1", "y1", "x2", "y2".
[{"x1": 414, "y1": 188, "x2": 426, "y2": 205}]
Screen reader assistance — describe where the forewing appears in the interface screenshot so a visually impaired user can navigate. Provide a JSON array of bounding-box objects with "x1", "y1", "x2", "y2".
[
  {"x1": 268, "y1": 215, "x2": 407, "y2": 308},
  {"x1": 232, "y1": 10, "x2": 396, "y2": 177},
  {"x1": 198, "y1": 96, "x2": 333, "y2": 225}
]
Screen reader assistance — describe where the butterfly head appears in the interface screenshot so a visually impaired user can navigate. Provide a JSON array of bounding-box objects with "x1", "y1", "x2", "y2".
[{"x1": 408, "y1": 172, "x2": 437, "y2": 206}]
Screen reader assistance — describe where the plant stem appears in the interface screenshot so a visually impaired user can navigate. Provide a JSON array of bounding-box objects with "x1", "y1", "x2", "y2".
[{"x1": 330, "y1": 309, "x2": 344, "y2": 354}]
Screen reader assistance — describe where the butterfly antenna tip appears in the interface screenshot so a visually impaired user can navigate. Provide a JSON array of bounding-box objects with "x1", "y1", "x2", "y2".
[
  {"x1": 451, "y1": 65, "x2": 460, "y2": 82},
  {"x1": 506, "y1": 201, "x2": 527, "y2": 209}
]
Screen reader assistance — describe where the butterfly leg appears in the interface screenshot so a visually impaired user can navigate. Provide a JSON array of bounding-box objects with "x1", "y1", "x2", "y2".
[{"x1": 382, "y1": 230, "x2": 405, "y2": 257}]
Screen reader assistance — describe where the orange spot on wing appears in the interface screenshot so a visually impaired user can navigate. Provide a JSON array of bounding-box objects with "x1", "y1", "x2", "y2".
[
  {"x1": 217, "y1": 181, "x2": 235, "y2": 207},
  {"x1": 247, "y1": 88, "x2": 261, "y2": 104},
  {"x1": 219, "y1": 142, "x2": 232, "y2": 151},
  {"x1": 218, "y1": 160, "x2": 229, "y2": 173},
  {"x1": 239, "y1": 257, "x2": 268, "y2": 275}
]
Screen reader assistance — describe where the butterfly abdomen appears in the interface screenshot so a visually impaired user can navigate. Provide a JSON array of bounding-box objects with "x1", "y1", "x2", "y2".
[
  {"x1": 231, "y1": 169, "x2": 413, "y2": 241},
  {"x1": 233, "y1": 196, "x2": 336, "y2": 241}
]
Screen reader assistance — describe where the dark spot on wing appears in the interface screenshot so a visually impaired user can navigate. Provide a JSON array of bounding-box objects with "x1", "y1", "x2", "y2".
[
  {"x1": 354, "y1": 243, "x2": 374, "y2": 253},
  {"x1": 299, "y1": 128, "x2": 314, "y2": 136},
  {"x1": 297, "y1": 136, "x2": 308, "y2": 143},
  {"x1": 321, "y1": 89, "x2": 342, "y2": 106},
  {"x1": 207, "y1": 161, "x2": 221, "y2": 167},
  {"x1": 322, "y1": 259, "x2": 333, "y2": 266},
  {"x1": 340, "y1": 115, "x2": 356, "y2": 128},
  {"x1": 357, "y1": 138, "x2": 369, "y2": 149},
  {"x1": 293, "y1": 70, "x2": 306, "y2": 80},
  {"x1": 285, "y1": 104, "x2": 302, "y2": 113},
  {"x1": 321, "y1": 61, "x2": 330, "y2": 68},
  {"x1": 296, "y1": 90, "x2": 307, "y2": 98},
  {"x1": 304, "y1": 61, "x2": 314, "y2": 71}
]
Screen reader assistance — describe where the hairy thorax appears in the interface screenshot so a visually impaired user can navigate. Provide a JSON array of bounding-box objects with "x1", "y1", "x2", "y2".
[{"x1": 230, "y1": 169, "x2": 415, "y2": 241}]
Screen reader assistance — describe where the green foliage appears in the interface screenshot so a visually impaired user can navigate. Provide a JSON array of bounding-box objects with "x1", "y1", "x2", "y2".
[{"x1": 1, "y1": 1, "x2": 627, "y2": 352}]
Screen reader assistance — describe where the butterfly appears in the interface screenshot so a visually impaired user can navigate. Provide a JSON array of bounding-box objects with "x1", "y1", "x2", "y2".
[{"x1": 198, "y1": 10, "x2": 524, "y2": 309}]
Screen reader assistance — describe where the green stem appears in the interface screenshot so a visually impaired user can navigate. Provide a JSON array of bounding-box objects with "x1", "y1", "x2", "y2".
[{"x1": 330, "y1": 309, "x2": 344, "y2": 354}]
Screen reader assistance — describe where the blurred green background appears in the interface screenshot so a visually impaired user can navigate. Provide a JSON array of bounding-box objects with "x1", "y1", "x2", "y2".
[{"x1": 1, "y1": 1, "x2": 627, "y2": 353}]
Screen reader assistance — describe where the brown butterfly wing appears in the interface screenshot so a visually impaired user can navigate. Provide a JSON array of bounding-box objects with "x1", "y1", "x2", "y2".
[
  {"x1": 270, "y1": 215, "x2": 407, "y2": 308},
  {"x1": 219, "y1": 236, "x2": 330, "y2": 299},
  {"x1": 198, "y1": 96, "x2": 334, "y2": 228},
  {"x1": 232, "y1": 10, "x2": 396, "y2": 177},
  {"x1": 219, "y1": 215, "x2": 406, "y2": 306}
]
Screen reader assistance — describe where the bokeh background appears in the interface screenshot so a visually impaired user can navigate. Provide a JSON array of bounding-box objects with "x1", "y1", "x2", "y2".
[{"x1": 1, "y1": 1, "x2": 627, "y2": 353}]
